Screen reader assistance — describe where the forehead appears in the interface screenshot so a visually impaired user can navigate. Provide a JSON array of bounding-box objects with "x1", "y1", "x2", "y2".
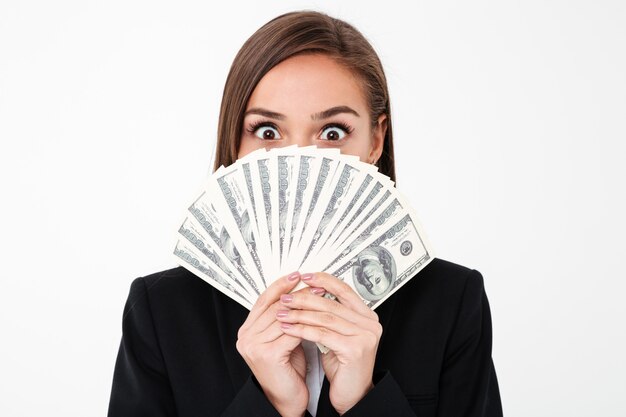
[{"x1": 246, "y1": 53, "x2": 367, "y2": 115}]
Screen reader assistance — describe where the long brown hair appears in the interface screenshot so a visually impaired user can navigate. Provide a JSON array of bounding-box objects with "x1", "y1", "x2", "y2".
[{"x1": 214, "y1": 10, "x2": 396, "y2": 182}]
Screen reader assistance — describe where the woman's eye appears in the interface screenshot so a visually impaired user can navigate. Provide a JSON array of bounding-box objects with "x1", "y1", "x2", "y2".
[
  {"x1": 253, "y1": 125, "x2": 281, "y2": 140},
  {"x1": 320, "y1": 125, "x2": 348, "y2": 141}
]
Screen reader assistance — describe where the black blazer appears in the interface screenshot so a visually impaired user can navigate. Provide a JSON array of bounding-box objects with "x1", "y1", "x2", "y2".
[{"x1": 107, "y1": 258, "x2": 503, "y2": 416}]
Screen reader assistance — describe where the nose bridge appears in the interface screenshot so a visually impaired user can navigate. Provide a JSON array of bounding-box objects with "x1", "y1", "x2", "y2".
[
  {"x1": 286, "y1": 122, "x2": 315, "y2": 147},
  {"x1": 290, "y1": 135, "x2": 313, "y2": 147}
]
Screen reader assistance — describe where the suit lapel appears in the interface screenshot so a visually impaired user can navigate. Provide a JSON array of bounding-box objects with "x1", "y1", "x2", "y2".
[{"x1": 315, "y1": 377, "x2": 338, "y2": 417}]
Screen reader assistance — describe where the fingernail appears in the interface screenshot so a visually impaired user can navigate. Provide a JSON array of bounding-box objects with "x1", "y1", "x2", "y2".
[
  {"x1": 287, "y1": 271, "x2": 301, "y2": 281},
  {"x1": 301, "y1": 273, "x2": 315, "y2": 281},
  {"x1": 280, "y1": 294, "x2": 293, "y2": 303},
  {"x1": 280, "y1": 322, "x2": 292, "y2": 329},
  {"x1": 310, "y1": 287, "x2": 325, "y2": 295},
  {"x1": 276, "y1": 309, "x2": 289, "y2": 318}
]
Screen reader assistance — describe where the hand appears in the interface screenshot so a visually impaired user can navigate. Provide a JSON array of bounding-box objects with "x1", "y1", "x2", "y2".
[
  {"x1": 236, "y1": 271, "x2": 311, "y2": 417},
  {"x1": 276, "y1": 272, "x2": 383, "y2": 415}
]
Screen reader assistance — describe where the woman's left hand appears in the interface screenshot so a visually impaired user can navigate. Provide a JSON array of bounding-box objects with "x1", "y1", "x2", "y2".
[{"x1": 276, "y1": 272, "x2": 383, "y2": 415}]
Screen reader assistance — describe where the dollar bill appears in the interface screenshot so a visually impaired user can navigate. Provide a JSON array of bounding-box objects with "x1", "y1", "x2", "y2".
[
  {"x1": 303, "y1": 163, "x2": 382, "y2": 265},
  {"x1": 241, "y1": 162, "x2": 259, "y2": 239},
  {"x1": 289, "y1": 158, "x2": 331, "y2": 269},
  {"x1": 274, "y1": 147, "x2": 300, "y2": 272},
  {"x1": 331, "y1": 173, "x2": 374, "y2": 235},
  {"x1": 213, "y1": 164, "x2": 268, "y2": 287},
  {"x1": 297, "y1": 159, "x2": 369, "y2": 271},
  {"x1": 288, "y1": 155, "x2": 350, "y2": 270},
  {"x1": 173, "y1": 239, "x2": 253, "y2": 309},
  {"x1": 173, "y1": 145, "x2": 436, "y2": 322},
  {"x1": 283, "y1": 152, "x2": 312, "y2": 270},
  {"x1": 281, "y1": 150, "x2": 329, "y2": 273},
  {"x1": 329, "y1": 182, "x2": 393, "y2": 252},
  {"x1": 317, "y1": 195, "x2": 407, "y2": 272},
  {"x1": 245, "y1": 153, "x2": 279, "y2": 280},
  {"x1": 178, "y1": 215, "x2": 258, "y2": 299},
  {"x1": 325, "y1": 172, "x2": 392, "y2": 245},
  {"x1": 187, "y1": 190, "x2": 262, "y2": 296},
  {"x1": 328, "y1": 211, "x2": 434, "y2": 310}
]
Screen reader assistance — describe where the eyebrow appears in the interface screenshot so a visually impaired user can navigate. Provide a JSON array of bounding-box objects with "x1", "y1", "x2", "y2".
[{"x1": 244, "y1": 105, "x2": 360, "y2": 121}]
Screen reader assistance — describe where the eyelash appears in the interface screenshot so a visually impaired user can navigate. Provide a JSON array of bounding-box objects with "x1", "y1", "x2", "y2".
[{"x1": 245, "y1": 120, "x2": 354, "y2": 140}]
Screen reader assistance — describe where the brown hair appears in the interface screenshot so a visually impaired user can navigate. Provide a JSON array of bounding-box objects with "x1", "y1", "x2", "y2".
[{"x1": 214, "y1": 10, "x2": 396, "y2": 182}]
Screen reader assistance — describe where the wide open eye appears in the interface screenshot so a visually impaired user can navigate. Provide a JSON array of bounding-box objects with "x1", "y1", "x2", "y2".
[
  {"x1": 250, "y1": 122, "x2": 281, "y2": 140},
  {"x1": 320, "y1": 123, "x2": 352, "y2": 141}
]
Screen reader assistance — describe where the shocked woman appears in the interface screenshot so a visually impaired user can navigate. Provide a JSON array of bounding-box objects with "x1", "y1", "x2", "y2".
[{"x1": 108, "y1": 10, "x2": 503, "y2": 417}]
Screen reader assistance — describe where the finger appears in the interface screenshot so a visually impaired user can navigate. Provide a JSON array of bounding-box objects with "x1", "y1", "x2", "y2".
[
  {"x1": 240, "y1": 324, "x2": 303, "y2": 363},
  {"x1": 253, "y1": 286, "x2": 326, "y2": 331},
  {"x1": 254, "y1": 320, "x2": 288, "y2": 344},
  {"x1": 243, "y1": 319, "x2": 303, "y2": 348},
  {"x1": 301, "y1": 272, "x2": 377, "y2": 319},
  {"x1": 244, "y1": 286, "x2": 326, "y2": 336},
  {"x1": 275, "y1": 308, "x2": 361, "y2": 337},
  {"x1": 279, "y1": 322, "x2": 348, "y2": 353},
  {"x1": 279, "y1": 290, "x2": 374, "y2": 329},
  {"x1": 244, "y1": 300, "x2": 285, "y2": 335},
  {"x1": 241, "y1": 271, "x2": 301, "y2": 330},
  {"x1": 271, "y1": 332, "x2": 303, "y2": 354}
]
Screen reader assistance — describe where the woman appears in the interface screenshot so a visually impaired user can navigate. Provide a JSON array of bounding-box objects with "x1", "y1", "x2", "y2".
[{"x1": 108, "y1": 10, "x2": 503, "y2": 417}]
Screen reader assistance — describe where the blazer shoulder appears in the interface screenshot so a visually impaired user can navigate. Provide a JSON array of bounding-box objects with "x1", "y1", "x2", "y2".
[
  {"x1": 382, "y1": 256, "x2": 488, "y2": 324},
  {"x1": 122, "y1": 266, "x2": 208, "y2": 318},
  {"x1": 138, "y1": 265, "x2": 197, "y2": 289},
  {"x1": 417, "y1": 257, "x2": 484, "y2": 291},
  {"x1": 425, "y1": 256, "x2": 475, "y2": 275}
]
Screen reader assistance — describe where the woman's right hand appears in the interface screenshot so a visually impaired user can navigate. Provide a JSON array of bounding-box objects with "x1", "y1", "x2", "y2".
[{"x1": 236, "y1": 271, "x2": 311, "y2": 417}]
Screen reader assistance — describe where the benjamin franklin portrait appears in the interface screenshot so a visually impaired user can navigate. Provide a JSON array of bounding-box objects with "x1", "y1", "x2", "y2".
[{"x1": 352, "y1": 246, "x2": 396, "y2": 301}]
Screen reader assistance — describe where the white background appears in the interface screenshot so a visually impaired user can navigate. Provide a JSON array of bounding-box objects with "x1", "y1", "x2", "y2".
[{"x1": 1, "y1": 1, "x2": 625, "y2": 416}]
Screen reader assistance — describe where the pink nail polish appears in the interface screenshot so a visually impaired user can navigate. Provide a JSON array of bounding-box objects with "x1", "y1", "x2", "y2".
[
  {"x1": 280, "y1": 294, "x2": 293, "y2": 303},
  {"x1": 310, "y1": 287, "x2": 325, "y2": 295},
  {"x1": 276, "y1": 310, "x2": 289, "y2": 318},
  {"x1": 287, "y1": 271, "x2": 301, "y2": 281},
  {"x1": 280, "y1": 322, "x2": 292, "y2": 329},
  {"x1": 301, "y1": 273, "x2": 315, "y2": 281}
]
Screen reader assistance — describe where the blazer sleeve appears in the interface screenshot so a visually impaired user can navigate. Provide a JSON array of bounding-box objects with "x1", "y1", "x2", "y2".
[
  {"x1": 343, "y1": 269, "x2": 503, "y2": 417},
  {"x1": 219, "y1": 374, "x2": 300, "y2": 417},
  {"x1": 108, "y1": 277, "x2": 178, "y2": 417},
  {"x1": 436, "y1": 269, "x2": 503, "y2": 417},
  {"x1": 108, "y1": 277, "x2": 287, "y2": 417}
]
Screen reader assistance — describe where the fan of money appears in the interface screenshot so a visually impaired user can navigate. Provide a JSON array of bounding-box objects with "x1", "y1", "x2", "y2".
[{"x1": 172, "y1": 145, "x2": 435, "y2": 311}]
